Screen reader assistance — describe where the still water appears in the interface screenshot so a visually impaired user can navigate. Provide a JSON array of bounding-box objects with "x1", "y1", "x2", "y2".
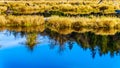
[{"x1": 0, "y1": 28, "x2": 120, "y2": 68}]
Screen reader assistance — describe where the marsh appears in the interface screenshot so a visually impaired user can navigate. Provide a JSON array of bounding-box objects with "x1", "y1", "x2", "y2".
[{"x1": 0, "y1": 1, "x2": 120, "y2": 68}]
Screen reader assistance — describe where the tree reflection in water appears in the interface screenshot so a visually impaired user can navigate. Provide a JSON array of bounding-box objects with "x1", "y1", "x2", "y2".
[
  {"x1": 1, "y1": 27, "x2": 120, "y2": 58},
  {"x1": 25, "y1": 33, "x2": 38, "y2": 50},
  {"x1": 45, "y1": 29, "x2": 120, "y2": 58}
]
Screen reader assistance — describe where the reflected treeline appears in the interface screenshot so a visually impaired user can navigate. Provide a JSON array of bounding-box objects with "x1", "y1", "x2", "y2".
[
  {"x1": 0, "y1": 27, "x2": 120, "y2": 58},
  {"x1": 44, "y1": 29, "x2": 120, "y2": 58}
]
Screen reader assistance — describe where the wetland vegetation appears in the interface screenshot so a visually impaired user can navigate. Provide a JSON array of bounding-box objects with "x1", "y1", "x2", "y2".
[
  {"x1": 0, "y1": 1, "x2": 120, "y2": 28},
  {"x1": 0, "y1": 0, "x2": 120, "y2": 68},
  {"x1": 0, "y1": 0, "x2": 120, "y2": 54},
  {"x1": 1, "y1": 15, "x2": 120, "y2": 29},
  {"x1": 0, "y1": 1, "x2": 120, "y2": 15}
]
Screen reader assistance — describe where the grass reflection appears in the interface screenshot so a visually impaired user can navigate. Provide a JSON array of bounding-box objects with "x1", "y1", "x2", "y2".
[
  {"x1": 0, "y1": 27, "x2": 120, "y2": 58},
  {"x1": 25, "y1": 33, "x2": 38, "y2": 50}
]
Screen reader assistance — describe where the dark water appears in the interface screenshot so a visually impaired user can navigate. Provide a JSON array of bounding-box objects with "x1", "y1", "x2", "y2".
[{"x1": 0, "y1": 28, "x2": 120, "y2": 68}]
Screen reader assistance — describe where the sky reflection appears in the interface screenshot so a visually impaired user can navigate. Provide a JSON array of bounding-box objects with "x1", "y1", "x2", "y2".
[{"x1": 0, "y1": 30, "x2": 120, "y2": 68}]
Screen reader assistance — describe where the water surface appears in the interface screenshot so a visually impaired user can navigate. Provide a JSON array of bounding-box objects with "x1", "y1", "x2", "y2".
[{"x1": 0, "y1": 28, "x2": 120, "y2": 68}]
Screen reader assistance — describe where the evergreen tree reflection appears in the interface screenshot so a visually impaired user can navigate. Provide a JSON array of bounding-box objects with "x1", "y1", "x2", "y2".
[{"x1": 1, "y1": 27, "x2": 120, "y2": 58}]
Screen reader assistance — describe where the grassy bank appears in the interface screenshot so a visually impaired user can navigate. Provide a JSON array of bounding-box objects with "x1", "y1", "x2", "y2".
[
  {"x1": 0, "y1": 1, "x2": 120, "y2": 15},
  {"x1": 0, "y1": 15, "x2": 120, "y2": 29},
  {"x1": 47, "y1": 16, "x2": 120, "y2": 29},
  {"x1": 0, "y1": 15, "x2": 44, "y2": 26}
]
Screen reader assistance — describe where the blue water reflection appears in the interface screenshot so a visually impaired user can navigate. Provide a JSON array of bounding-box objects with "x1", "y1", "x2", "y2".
[{"x1": 0, "y1": 29, "x2": 120, "y2": 68}]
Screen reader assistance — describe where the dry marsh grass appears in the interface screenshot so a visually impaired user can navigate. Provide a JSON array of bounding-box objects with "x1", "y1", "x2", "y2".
[
  {"x1": 47, "y1": 16, "x2": 72, "y2": 29},
  {"x1": 0, "y1": 15, "x2": 120, "y2": 29},
  {"x1": 0, "y1": 15, "x2": 44, "y2": 26},
  {"x1": 0, "y1": 1, "x2": 120, "y2": 15},
  {"x1": 47, "y1": 16, "x2": 120, "y2": 29},
  {"x1": 0, "y1": 15, "x2": 7, "y2": 25}
]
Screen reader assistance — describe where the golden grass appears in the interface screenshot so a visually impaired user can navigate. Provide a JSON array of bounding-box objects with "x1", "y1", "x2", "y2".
[
  {"x1": 0, "y1": 1, "x2": 120, "y2": 14},
  {"x1": 0, "y1": 15, "x2": 120, "y2": 30},
  {"x1": 47, "y1": 16, "x2": 120, "y2": 29},
  {"x1": 47, "y1": 16, "x2": 72, "y2": 29},
  {"x1": 0, "y1": 15, "x2": 44, "y2": 26},
  {"x1": 0, "y1": 15, "x2": 7, "y2": 25}
]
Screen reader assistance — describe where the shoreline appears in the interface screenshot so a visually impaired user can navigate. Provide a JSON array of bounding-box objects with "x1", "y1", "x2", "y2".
[
  {"x1": 0, "y1": 26, "x2": 119, "y2": 35},
  {"x1": 0, "y1": 15, "x2": 120, "y2": 29}
]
